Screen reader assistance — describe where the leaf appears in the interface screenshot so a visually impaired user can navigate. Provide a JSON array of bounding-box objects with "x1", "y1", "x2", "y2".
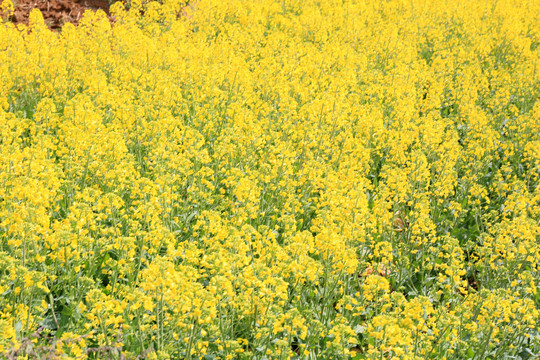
[
  {"x1": 14, "y1": 320, "x2": 22, "y2": 333},
  {"x1": 40, "y1": 315, "x2": 58, "y2": 330},
  {"x1": 185, "y1": 211, "x2": 198, "y2": 225}
]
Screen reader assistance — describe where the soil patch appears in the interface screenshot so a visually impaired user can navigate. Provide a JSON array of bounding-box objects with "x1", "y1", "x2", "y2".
[{"x1": 3, "y1": 0, "x2": 110, "y2": 29}]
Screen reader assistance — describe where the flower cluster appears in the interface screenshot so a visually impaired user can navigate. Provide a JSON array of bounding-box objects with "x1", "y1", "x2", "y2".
[{"x1": 0, "y1": 0, "x2": 539, "y2": 358}]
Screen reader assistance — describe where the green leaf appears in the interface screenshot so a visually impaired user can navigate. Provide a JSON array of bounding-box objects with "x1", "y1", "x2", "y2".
[
  {"x1": 14, "y1": 320, "x2": 22, "y2": 333},
  {"x1": 40, "y1": 315, "x2": 58, "y2": 330}
]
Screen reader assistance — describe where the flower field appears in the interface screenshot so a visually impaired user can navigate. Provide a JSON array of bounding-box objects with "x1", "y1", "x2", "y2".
[{"x1": 0, "y1": 0, "x2": 539, "y2": 358}]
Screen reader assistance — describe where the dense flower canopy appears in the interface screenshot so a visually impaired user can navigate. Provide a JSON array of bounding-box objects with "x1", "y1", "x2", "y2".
[{"x1": 0, "y1": 0, "x2": 539, "y2": 358}]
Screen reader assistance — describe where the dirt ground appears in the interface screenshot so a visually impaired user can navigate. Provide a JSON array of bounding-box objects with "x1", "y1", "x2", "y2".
[{"x1": 3, "y1": 0, "x2": 110, "y2": 29}]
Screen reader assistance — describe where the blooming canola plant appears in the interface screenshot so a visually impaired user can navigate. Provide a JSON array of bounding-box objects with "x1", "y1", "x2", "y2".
[{"x1": 0, "y1": 0, "x2": 539, "y2": 358}]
